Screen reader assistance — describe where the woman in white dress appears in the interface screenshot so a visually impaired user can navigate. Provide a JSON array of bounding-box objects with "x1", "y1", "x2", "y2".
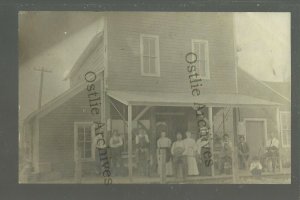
[
  {"x1": 183, "y1": 131, "x2": 199, "y2": 176},
  {"x1": 157, "y1": 131, "x2": 173, "y2": 176}
]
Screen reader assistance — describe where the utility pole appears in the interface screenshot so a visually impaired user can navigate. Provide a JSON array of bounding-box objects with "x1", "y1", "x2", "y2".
[{"x1": 33, "y1": 67, "x2": 52, "y2": 109}]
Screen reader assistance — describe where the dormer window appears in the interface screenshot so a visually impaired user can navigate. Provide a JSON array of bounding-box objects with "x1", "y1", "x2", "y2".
[
  {"x1": 192, "y1": 39, "x2": 210, "y2": 79},
  {"x1": 140, "y1": 34, "x2": 160, "y2": 77}
]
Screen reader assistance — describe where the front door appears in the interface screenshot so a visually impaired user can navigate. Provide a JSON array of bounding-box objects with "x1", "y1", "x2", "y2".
[
  {"x1": 156, "y1": 114, "x2": 187, "y2": 141},
  {"x1": 245, "y1": 119, "x2": 266, "y2": 158}
]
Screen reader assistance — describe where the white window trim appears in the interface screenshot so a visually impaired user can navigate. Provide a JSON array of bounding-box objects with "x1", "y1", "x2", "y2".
[
  {"x1": 140, "y1": 34, "x2": 160, "y2": 77},
  {"x1": 280, "y1": 111, "x2": 291, "y2": 148},
  {"x1": 191, "y1": 39, "x2": 210, "y2": 79},
  {"x1": 74, "y1": 122, "x2": 95, "y2": 162}
]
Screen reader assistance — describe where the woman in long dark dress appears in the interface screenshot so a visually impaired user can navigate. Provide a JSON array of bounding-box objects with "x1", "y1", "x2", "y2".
[{"x1": 157, "y1": 131, "x2": 172, "y2": 176}]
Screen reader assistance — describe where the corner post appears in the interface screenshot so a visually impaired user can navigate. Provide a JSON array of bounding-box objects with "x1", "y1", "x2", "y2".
[
  {"x1": 276, "y1": 107, "x2": 283, "y2": 172},
  {"x1": 128, "y1": 104, "x2": 133, "y2": 180},
  {"x1": 208, "y1": 106, "x2": 214, "y2": 176},
  {"x1": 232, "y1": 107, "x2": 239, "y2": 183}
]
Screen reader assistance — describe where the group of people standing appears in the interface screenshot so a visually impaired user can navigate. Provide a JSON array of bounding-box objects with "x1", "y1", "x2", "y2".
[
  {"x1": 95, "y1": 127, "x2": 281, "y2": 179},
  {"x1": 156, "y1": 130, "x2": 215, "y2": 179},
  {"x1": 103, "y1": 128, "x2": 215, "y2": 178}
]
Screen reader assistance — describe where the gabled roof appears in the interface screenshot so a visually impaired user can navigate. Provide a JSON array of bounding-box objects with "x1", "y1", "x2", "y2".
[
  {"x1": 63, "y1": 31, "x2": 104, "y2": 80},
  {"x1": 24, "y1": 82, "x2": 87, "y2": 124},
  {"x1": 263, "y1": 81, "x2": 291, "y2": 100},
  {"x1": 237, "y1": 67, "x2": 290, "y2": 104},
  {"x1": 24, "y1": 30, "x2": 290, "y2": 124},
  {"x1": 24, "y1": 31, "x2": 105, "y2": 124}
]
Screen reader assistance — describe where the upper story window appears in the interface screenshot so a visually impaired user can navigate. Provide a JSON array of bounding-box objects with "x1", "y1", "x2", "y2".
[
  {"x1": 140, "y1": 34, "x2": 160, "y2": 77},
  {"x1": 192, "y1": 39, "x2": 210, "y2": 79},
  {"x1": 280, "y1": 112, "x2": 291, "y2": 147}
]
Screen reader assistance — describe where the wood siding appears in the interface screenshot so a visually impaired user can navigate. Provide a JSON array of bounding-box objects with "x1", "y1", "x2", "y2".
[
  {"x1": 38, "y1": 79, "x2": 102, "y2": 178},
  {"x1": 107, "y1": 12, "x2": 236, "y2": 94},
  {"x1": 239, "y1": 107, "x2": 290, "y2": 166},
  {"x1": 239, "y1": 107, "x2": 278, "y2": 141},
  {"x1": 70, "y1": 39, "x2": 104, "y2": 87}
]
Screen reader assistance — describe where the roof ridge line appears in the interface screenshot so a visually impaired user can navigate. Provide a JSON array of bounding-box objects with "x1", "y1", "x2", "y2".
[{"x1": 238, "y1": 67, "x2": 291, "y2": 103}]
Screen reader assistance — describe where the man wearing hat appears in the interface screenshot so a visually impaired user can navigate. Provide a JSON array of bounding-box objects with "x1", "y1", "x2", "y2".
[{"x1": 109, "y1": 130, "x2": 123, "y2": 176}]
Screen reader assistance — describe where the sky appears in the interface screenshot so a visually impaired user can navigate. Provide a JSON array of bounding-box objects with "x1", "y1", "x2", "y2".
[
  {"x1": 235, "y1": 12, "x2": 290, "y2": 82},
  {"x1": 18, "y1": 12, "x2": 291, "y2": 124},
  {"x1": 18, "y1": 12, "x2": 104, "y2": 124}
]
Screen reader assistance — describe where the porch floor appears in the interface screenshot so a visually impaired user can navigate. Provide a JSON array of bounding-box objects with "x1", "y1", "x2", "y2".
[{"x1": 33, "y1": 170, "x2": 291, "y2": 184}]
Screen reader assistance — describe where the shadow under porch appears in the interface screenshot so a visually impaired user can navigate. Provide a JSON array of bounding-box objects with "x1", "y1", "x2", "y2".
[{"x1": 104, "y1": 90, "x2": 290, "y2": 183}]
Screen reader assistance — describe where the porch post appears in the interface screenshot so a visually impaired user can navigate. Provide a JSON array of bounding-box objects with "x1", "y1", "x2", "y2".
[
  {"x1": 150, "y1": 107, "x2": 156, "y2": 177},
  {"x1": 128, "y1": 104, "x2": 133, "y2": 180},
  {"x1": 208, "y1": 106, "x2": 214, "y2": 176},
  {"x1": 232, "y1": 107, "x2": 239, "y2": 183},
  {"x1": 276, "y1": 107, "x2": 283, "y2": 172}
]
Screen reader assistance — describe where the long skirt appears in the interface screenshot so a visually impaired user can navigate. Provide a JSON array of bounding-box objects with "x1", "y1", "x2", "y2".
[
  {"x1": 157, "y1": 148, "x2": 173, "y2": 176},
  {"x1": 173, "y1": 156, "x2": 187, "y2": 179},
  {"x1": 157, "y1": 160, "x2": 173, "y2": 176},
  {"x1": 136, "y1": 148, "x2": 150, "y2": 176},
  {"x1": 186, "y1": 156, "x2": 199, "y2": 175}
]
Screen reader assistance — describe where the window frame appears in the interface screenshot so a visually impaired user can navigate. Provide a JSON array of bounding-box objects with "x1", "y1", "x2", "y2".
[
  {"x1": 280, "y1": 111, "x2": 291, "y2": 148},
  {"x1": 74, "y1": 122, "x2": 95, "y2": 161},
  {"x1": 140, "y1": 34, "x2": 160, "y2": 77},
  {"x1": 191, "y1": 39, "x2": 210, "y2": 79},
  {"x1": 243, "y1": 118, "x2": 268, "y2": 145}
]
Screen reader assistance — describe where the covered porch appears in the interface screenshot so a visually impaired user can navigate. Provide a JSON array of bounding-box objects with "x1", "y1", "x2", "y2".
[{"x1": 105, "y1": 90, "x2": 288, "y2": 183}]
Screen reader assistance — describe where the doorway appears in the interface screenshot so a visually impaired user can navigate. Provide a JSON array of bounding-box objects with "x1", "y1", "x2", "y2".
[
  {"x1": 244, "y1": 119, "x2": 267, "y2": 159},
  {"x1": 155, "y1": 113, "x2": 187, "y2": 142}
]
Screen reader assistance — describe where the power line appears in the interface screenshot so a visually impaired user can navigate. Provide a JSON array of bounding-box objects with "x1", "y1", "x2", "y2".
[{"x1": 33, "y1": 67, "x2": 52, "y2": 109}]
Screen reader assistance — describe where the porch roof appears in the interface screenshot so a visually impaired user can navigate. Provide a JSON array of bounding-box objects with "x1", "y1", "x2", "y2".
[{"x1": 107, "y1": 90, "x2": 281, "y2": 107}]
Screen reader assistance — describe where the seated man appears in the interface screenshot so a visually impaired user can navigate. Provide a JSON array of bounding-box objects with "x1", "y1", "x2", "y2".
[{"x1": 263, "y1": 133, "x2": 280, "y2": 172}]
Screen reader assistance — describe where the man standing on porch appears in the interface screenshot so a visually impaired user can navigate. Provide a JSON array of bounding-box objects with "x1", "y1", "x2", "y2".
[
  {"x1": 183, "y1": 131, "x2": 199, "y2": 176},
  {"x1": 197, "y1": 111, "x2": 210, "y2": 129},
  {"x1": 135, "y1": 129, "x2": 150, "y2": 176},
  {"x1": 171, "y1": 133, "x2": 187, "y2": 180},
  {"x1": 157, "y1": 131, "x2": 172, "y2": 176},
  {"x1": 109, "y1": 130, "x2": 123, "y2": 176},
  {"x1": 95, "y1": 133, "x2": 107, "y2": 175}
]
